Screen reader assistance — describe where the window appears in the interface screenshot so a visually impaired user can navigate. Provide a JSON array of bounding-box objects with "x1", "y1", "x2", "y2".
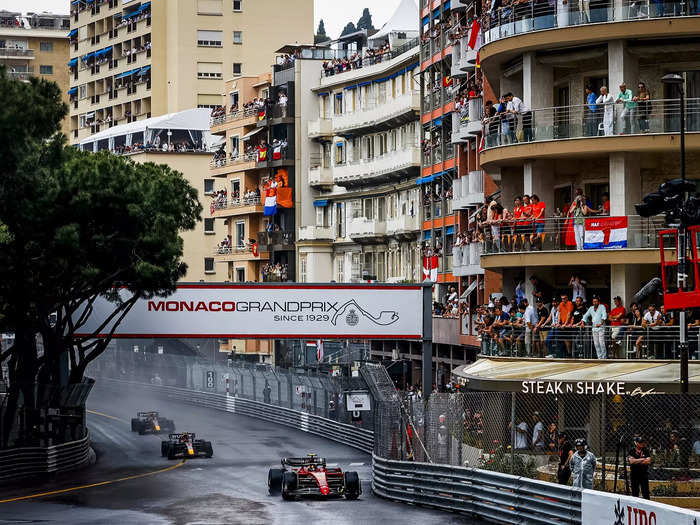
[
  {"x1": 316, "y1": 206, "x2": 327, "y2": 227},
  {"x1": 299, "y1": 253, "x2": 307, "y2": 283},
  {"x1": 233, "y1": 31, "x2": 242, "y2": 44},
  {"x1": 39, "y1": 65, "x2": 53, "y2": 75},
  {"x1": 235, "y1": 221, "x2": 245, "y2": 247},
  {"x1": 261, "y1": 88, "x2": 269, "y2": 99},
  {"x1": 39, "y1": 41, "x2": 53, "y2": 52},
  {"x1": 337, "y1": 202, "x2": 345, "y2": 238},
  {"x1": 204, "y1": 218, "x2": 215, "y2": 233},
  {"x1": 197, "y1": 30, "x2": 222, "y2": 47},
  {"x1": 232, "y1": 0, "x2": 242, "y2": 11},
  {"x1": 231, "y1": 179, "x2": 240, "y2": 198},
  {"x1": 335, "y1": 141, "x2": 345, "y2": 165},
  {"x1": 204, "y1": 257, "x2": 215, "y2": 273},
  {"x1": 230, "y1": 136, "x2": 239, "y2": 158},
  {"x1": 197, "y1": 0, "x2": 222, "y2": 14},
  {"x1": 232, "y1": 62, "x2": 242, "y2": 75},
  {"x1": 336, "y1": 256, "x2": 344, "y2": 282},
  {"x1": 204, "y1": 178, "x2": 215, "y2": 194},
  {"x1": 197, "y1": 94, "x2": 221, "y2": 107},
  {"x1": 334, "y1": 93, "x2": 343, "y2": 115},
  {"x1": 236, "y1": 268, "x2": 245, "y2": 282},
  {"x1": 197, "y1": 62, "x2": 223, "y2": 79}
]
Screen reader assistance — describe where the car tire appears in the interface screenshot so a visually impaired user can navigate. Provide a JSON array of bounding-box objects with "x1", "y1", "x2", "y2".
[
  {"x1": 344, "y1": 471, "x2": 360, "y2": 500},
  {"x1": 281, "y1": 471, "x2": 297, "y2": 501},
  {"x1": 138, "y1": 427, "x2": 146, "y2": 435},
  {"x1": 204, "y1": 441, "x2": 213, "y2": 458},
  {"x1": 131, "y1": 418, "x2": 139, "y2": 432},
  {"x1": 268, "y1": 468, "x2": 284, "y2": 495},
  {"x1": 167, "y1": 445, "x2": 176, "y2": 460},
  {"x1": 161, "y1": 441, "x2": 168, "y2": 457}
]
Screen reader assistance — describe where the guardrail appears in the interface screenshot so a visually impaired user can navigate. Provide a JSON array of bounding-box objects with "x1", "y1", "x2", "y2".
[
  {"x1": 372, "y1": 454, "x2": 582, "y2": 525},
  {"x1": 0, "y1": 432, "x2": 91, "y2": 483},
  {"x1": 97, "y1": 378, "x2": 373, "y2": 454}
]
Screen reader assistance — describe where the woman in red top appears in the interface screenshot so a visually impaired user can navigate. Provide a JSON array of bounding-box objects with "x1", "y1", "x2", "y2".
[
  {"x1": 529, "y1": 194, "x2": 546, "y2": 249},
  {"x1": 512, "y1": 196, "x2": 523, "y2": 251}
]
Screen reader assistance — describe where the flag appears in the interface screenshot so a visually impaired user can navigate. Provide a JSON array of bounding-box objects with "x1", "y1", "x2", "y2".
[
  {"x1": 257, "y1": 146, "x2": 267, "y2": 163},
  {"x1": 276, "y1": 186, "x2": 293, "y2": 208},
  {"x1": 476, "y1": 51, "x2": 480, "y2": 68},
  {"x1": 251, "y1": 240, "x2": 258, "y2": 257},
  {"x1": 258, "y1": 109, "x2": 266, "y2": 121},
  {"x1": 272, "y1": 145, "x2": 282, "y2": 160},
  {"x1": 584, "y1": 216, "x2": 628, "y2": 249},
  {"x1": 263, "y1": 186, "x2": 277, "y2": 216},
  {"x1": 316, "y1": 339, "x2": 324, "y2": 362},
  {"x1": 210, "y1": 201, "x2": 215, "y2": 215},
  {"x1": 423, "y1": 255, "x2": 438, "y2": 281},
  {"x1": 478, "y1": 136, "x2": 485, "y2": 152},
  {"x1": 468, "y1": 19, "x2": 481, "y2": 50},
  {"x1": 442, "y1": 75, "x2": 453, "y2": 87},
  {"x1": 275, "y1": 168, "x2": 289, "y2": 187}
]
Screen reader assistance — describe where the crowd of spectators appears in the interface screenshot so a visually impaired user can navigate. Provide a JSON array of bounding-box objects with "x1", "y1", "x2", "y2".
[
  {"x1": 321, "y1": 43, "x2": 392, "y2": 77},
  {"x1": 262, "y1": 263, "x2": 288, "y2": 282},
  {"x1": 432, "y1": 286, "x2": 468, "y2": 318}
]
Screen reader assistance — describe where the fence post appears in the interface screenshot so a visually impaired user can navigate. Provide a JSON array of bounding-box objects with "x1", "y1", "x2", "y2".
[
  {"x1": 510, "y1": 392, "x2": 516, "y2": 475},
  {"x1": 601, "y1": 393, "x2": 606, "y2": 490},
  {"x1": 313, "y1": 389, "x2": 318, "y2": 415},
  {"x1": 288, "y1": 370, "x2": 293, "y2": 409},
  {"x1": 251, "y1": 370, "x2": 256, "y2": 401},
  {"x1": 277, "y1": 375, "x2": 282, "y2": 406},
  {"x1": 324, "y1": 389, "x2": 329, "y2": 418}
]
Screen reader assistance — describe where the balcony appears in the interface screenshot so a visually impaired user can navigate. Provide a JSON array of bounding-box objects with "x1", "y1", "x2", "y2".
[
  {"x1": 256, "y1": 103, "x2": 293, "y2": 127},
  {"x1": 308, "y1": 165, "x2": 333, "y2": 187},
  {"x1": 0, "y1": 47, "x2": 34, "y2": 59},
  {"x1": 348, "y1": 218, "x2": 387, "y2": 243},
  {"x1": 331, "y1": 92, "x2": 420, "y2": 135},
  {"x1": 209, "y1": 152, "x2": 259, "y2": 175},
  {"x1": 432, "y1": 316, "x2": 462, "y2": 346},
  {"x1": 453, "y1": 171, "x2": 484, "y2": 209},
  {"x1": 6, "y1": 67, "x2": 34, "y2": 81},
  {"x1": 457, "y1": 34, "x2": 477, "y2": 73},
  {"x1": 481, "y1": 98, "x2": 700, "y2": 166},
  {"x1": 482, "y1": 0, "x2": 699, "y2": 48},
  {"x1": 452, "y1": 243, "x2": 485, "y2": 277},
  {"x1": 213, "y1": 244, "x2": 269, "y2": 263},
  {"x1": 258, "y1": 230, "x2": 295, "y2": 251},
  {"x1": 480, "y1": 215, "x2": 667, "y2": 269},
  {"x1": 210, "y1": 107, "x2": 258, "y2": 131},
  {"x1": 333, "y1": 146, "x2": 420, "y2": 188},
  {"x1": 210, "y1": 196, "x2": 263, "y2": 218},
  {"x1": 307, "y1": 118, "x2": 333, "y2": 138},
  {"x1": 298, "y1": 225, "x2": 334, "y2": 242},
  {"x1": 386, "y1": 214, "x2": 420, "y2": 239}
]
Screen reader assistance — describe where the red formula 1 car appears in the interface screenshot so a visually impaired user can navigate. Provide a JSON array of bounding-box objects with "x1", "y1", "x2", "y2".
[{"x1": 268, "y1": 453, "x2": 361, "y2": 501}]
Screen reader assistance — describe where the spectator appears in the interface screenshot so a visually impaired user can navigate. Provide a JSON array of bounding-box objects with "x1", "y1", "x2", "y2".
[
  {"x1": 544, "y1": 297, "x2": 562, "y2": 358},
  {"x1": 530, "y1": 275, "x2": 553, "y2": 305},
  {"x1": 529, "y1": 194, "x2": 546, "y2": 249},
  {"x1": 609, "y1": 296, "x2": 627, "y2": 353},
  {"x1": 534, "y1": 298, "x2": 549, "y2": 357},
  {"x1": 546, "y1": 423, "x2": 559, "y2": 452},
  {"x1": 599, "y1": 192, "x2": 610, "y2": 215},
  {"x1": 635, "y1": 82, "x2": 651, "y2": 133},
  {"x1": 569, "y1": 194, "x2": 591, "y2": 250},
  {"x1": 515, "y1": 277, "x2": 526, "y2": 305},
  {"x1": 615, "y1": 82, "x2": 636, "y2": 134},
  {"x1": 596, "y1": 86, "x2": 615, "y2": 136},
  {"x1": 557, "y1": 433, "x2": 573, "y2": 485},
  {"x1": 584, "y1": 85, "x2": 598, "y2": 137},
  {"x1": 642, "y1": 303, "x2": 663, "y2": 358},
  {"x1": 558, "y1": 293, "x2": 575, "y2": 357},
  {"x1": 582, "y1": 295, "x2": 608, "y2": 359},
  {"x1": 508, "y1": 92, "x2": 532, "y2": 142},
  {"x1": 510, "y1": 418, "x2": 529, "y2": 450},
  {"x1": 631, "y1": 305, "x2": 645, "y2": 358},
  {"x1": 570, "y1": 438, "x2": 596, "y2": 489},
  {"x1": 523, "y1": 299, "x2": 538, "y2": 356},
  {"x1": 532, "y1": 412, "x2": 545, "y2": 450},
  {"x1": 628, "y1": 436, "x2": 652, "y2": 500},
  {"x1": 486, "y1": 200, "x2": 502, "y2": 252}
]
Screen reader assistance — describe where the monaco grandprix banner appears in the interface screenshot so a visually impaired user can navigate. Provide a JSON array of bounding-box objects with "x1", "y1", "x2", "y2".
[
  {"x1": 582, "y1": 489, "x2": 700, "y2": 525},
  {"x1": 74, "y1": 284, "x2": 425, "y2": 340},
  {"x1": 584, "y1": 216, "x2": 628, "y2": 250}
]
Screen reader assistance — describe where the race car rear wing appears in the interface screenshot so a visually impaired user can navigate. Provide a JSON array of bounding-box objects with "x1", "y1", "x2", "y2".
[
  {"x1": 137, "y1": 411, "x2": 159, "y2": 417},
  {"x1": 283, "y1": 456, "x2": 327, "y2": 467},
  {"x1": 168, "y1": 432, "x2": 195, "y2": 440}
]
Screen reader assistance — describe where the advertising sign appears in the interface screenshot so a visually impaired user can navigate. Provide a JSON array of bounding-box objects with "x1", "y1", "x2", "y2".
[
  {"x1": 582, "y1": 489, "x2": 700, "y2": 525},
  {"x1": 74, "y1": 283, "x2": 425, "y2": 340}
]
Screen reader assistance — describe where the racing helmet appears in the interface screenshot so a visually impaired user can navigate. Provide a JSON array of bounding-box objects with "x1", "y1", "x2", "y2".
[{"x1": 574, "y1": 438, "x2": 587, "y2": 448}]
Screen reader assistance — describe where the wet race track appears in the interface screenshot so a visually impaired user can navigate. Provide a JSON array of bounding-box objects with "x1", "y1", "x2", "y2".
[{"x1": 0, "y1": 383, "x2": 485, "y2": 525}]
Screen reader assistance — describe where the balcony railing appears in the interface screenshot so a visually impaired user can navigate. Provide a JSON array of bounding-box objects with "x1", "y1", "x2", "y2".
[
  {"x1": 478, "y1": 325, "x2": 700, "y2": 360},
  {"x1": 210, "y1": 106, "x2": 258, "y2": 127},
  {"x1": 348, "y1": 218, "x2": 387, "y2": 239},
  {"x1": 298, "y1": 225, "x2": 334, "y2": 241},
  {"x1": 484, "y1": 0, "x2": 699, "y2": 45},
  {"x1": 483, "y1": 98, "x2": 700, "y2": 149},
  {"x1": 386, "y1": 214, "x2": 420, "y2": 235},
  {"x1": 0, "y1": 47, "x2": 34, "y2": 58},
  {"x1": 7, "y1": 67, "x2": 34, "y2": 81},
  {"x1": 333, "y1": 146, "x2": 420, "y2": 186},
  {"x1": 258, "y1": 230, "x2": 295, "y2": 248},
  {"x1": 209, "y1": 152, "x2": 259, "y2": 169},
  {"x1": 320, "y1": 38, "x2": 419, "y2": 80},
  {"x1": 480, "y1": 215, "x2": 665, "y2": 255},
  {"x1": 211, "y1": 195, "x2": 261, "y2": 213},
  {"x1": 331, "y1": 92, "x2": 420, "y2": 133},
  {"x1": 214, "y1": 244, "x2": 255, "y2": 256},
  {"x1": 453, "y1": 171, "x2": 484, "y2": 208}
]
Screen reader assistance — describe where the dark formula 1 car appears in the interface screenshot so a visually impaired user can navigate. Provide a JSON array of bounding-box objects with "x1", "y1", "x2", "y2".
[
  {"x1": 268, "y1": 453, "x2": 361, "y2": 500},
  {"x1": 130, "y1": 411, "x2": 175, "y2": 435},
  {"x1": 161, "y1": 432, "x2": 213, "y2": 460}
]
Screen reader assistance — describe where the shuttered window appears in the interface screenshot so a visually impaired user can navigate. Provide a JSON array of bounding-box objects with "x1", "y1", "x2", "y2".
[
  {"x1": 197, "y1": 0, "x2": 222, "y2": 14},
  {"x1": 197, "y1": 30, "x2": 222, "y2": 47},
  {"x1": 197, "y1": 62, "x2": 222, "y2": 79}
]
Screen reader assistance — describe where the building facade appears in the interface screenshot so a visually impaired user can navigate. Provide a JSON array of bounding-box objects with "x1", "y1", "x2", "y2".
[
  {"x1": 68, "y1": 0, "x2": 313, "y2": 144},
  {"x1": 0, "y1": 11, "x2": 70, "y2": 135}
]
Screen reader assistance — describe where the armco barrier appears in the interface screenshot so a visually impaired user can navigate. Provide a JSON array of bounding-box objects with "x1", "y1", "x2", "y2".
[
  {"x1": 98, "y1": 378, "x2": 373, "y2": 454},
  {"x1": 0, "y1": 432, "x2": 91, "y2": 483},
  {"x1": 372, "y1": 454, "x2": 583, "y2": 525}
]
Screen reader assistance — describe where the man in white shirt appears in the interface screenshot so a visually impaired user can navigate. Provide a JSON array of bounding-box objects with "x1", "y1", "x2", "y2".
[
  {"x1": 510, "y1": 418, "x2": 529, "y2": 449},
  {"x1": 523, "y1": 298, "x2": 538, "y2": 356},
  {"x1": 508, "y1": 93, "x2": 532, "y2": 142},
  {"x1": 532, "y1": 412, "x2": 545, "y2": 450}
]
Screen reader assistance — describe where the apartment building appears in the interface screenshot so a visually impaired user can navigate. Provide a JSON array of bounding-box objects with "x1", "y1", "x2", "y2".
[
  {"x1": 0, "y1": 11, "x2": 70, "y2": 135},
  {"x1": 68, "y1": 0, "x2": 313, "y2": 144}
]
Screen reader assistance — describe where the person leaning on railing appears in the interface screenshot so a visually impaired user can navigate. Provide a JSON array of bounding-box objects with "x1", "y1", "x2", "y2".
[{"x1": 580, "y1": 296, "x2": 608, "y2": 359}]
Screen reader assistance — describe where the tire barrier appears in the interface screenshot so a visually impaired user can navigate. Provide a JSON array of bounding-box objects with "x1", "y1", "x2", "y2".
[
  {"x1": 99, "y1": 378, "x2": 374, "y2": 454},
  {"x1": 0, "y1": 432, "x2": 91, "y2": 483}
]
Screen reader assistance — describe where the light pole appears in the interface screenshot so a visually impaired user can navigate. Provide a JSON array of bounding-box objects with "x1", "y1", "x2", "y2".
[{"x1": 661, "y1": 73, "x2": 688, "y2": 393}]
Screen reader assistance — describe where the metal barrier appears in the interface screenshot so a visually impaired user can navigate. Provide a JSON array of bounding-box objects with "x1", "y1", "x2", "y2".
[
  {"x1": 0, "y1": 432, "x2": 91, "y2": 483},
  {"x1": 97, "y1": 378, "x2": 373, "y2": 454},
  {"x1": 372, "y1": 454, "x2": 582, "y2": 525}
]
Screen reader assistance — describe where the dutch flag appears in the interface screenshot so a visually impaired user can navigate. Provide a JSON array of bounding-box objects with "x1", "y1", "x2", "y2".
[
  {"x1": 264, "y1": 191, "x2": 277, "y2": 216},
  {"x1": 583, "y1": 216, "x2": 628, "y2": 249}
]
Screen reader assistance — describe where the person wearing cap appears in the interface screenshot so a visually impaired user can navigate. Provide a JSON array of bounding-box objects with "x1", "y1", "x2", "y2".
[
  {"x1": 581, "y1": 295, "x2": 608, "y2": 359},
  {"x1": 628, "y1": 436, "x2": 651, "y2": 499},
  {"x1": 557, "y1": 432, "x2": 573, "y2": 484},
  {"x1": 570, "y1": 438, "x2": 596, "y2": 489}
]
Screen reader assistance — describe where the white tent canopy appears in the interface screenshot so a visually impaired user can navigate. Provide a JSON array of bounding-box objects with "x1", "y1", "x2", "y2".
[
  {"x1": 368, "y1": 0, "x2": 419, "y2": 45},
  {"x1": 79, "y1": 108, "x2": 217, "y2": 152}
]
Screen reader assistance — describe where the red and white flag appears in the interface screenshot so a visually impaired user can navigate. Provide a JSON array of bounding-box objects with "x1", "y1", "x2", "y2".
[
  {"x1": 468, "y1": 19, "x2": 481, "y2": 50},
  {"x1": 272, "y1": 145, "x2": 282, "y2": 160},
  {"x1": 423, "y1": 255, "x2": 438, "y2": 282},
  {"x1": 316, "y1": 339, "x2": 324, "y2": 362}
]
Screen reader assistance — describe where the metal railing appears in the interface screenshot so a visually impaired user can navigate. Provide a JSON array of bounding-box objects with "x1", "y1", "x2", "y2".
[
  {"x1": 484, "y1": 0, "x2": 699, "y2": 44},
  {"x1": 211, "y1": 195, "x2": 261, "y2": 211},
  {"x1": 0, "y1": 47, "x2": 34, "y2": 57},
  {"x1": 484, "y1": 97, "x2": 700, "y2": 148},
  {"x1": 481, "y1": 215, "x2": 665, "y2": 254},
  {"x1": 213, "y1": 244, "x2": 253, "y2": 256},
  {"x1": 320, "y1": 38, "x2": 419, "y2": 79},
  {"x1": 258, "y1": 230, "x2": 295, "y2": 247},
  {"x1": 209, "y1": 151, "x2": 258, "y2": 169},
  {"x1": 210, "y1": 106, "x2": 258, "y2": 126},
  {"x1": 373, "y1": 455, "x2": 582, "y2": 524}
]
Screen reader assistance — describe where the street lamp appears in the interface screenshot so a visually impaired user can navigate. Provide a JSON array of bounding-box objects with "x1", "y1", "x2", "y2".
[{"x1": 661, "y1": 73, "x2": 688, "y2": 393}]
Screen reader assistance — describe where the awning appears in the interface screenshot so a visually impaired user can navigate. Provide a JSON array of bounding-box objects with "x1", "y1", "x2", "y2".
[
  {"x1": 422, "y1": 16, "x2": 429, "y2": 26},
  {"x1": 452, "y1": 357, "x2": 700, "y2": 393},
  {"x1": 373, "y1": 76, "x2": 389, "y2": 83},
  {"x1": 68, "y1": 57, "x2": 78, "y2": 67},
  {"x1": 85, "y1": 112, "x2": 95, "y2": 118},
  {"x1": 241, "y1": 127, "x2": 264, "y2": 140},
  {"x1": 71, "y1": 0, "x2": 82, "y2": 4},
  {"x1": 443, "y1": 1, "x2": 451, "y2": 10},
  {"x1": 417, "y1": 174, "x2": 435, "y2": 184},
  {"x1": 423, "y1": 230, "x2": 431, "y2": 240},
  {"x1": 406, "y1": 62, "x2": 419, "y2": 70},
  {"x1": 68, "y1": 28, "x2": 77, "y2": 37},
  {"x1": 446, "y1": 225, "x2": 454, "y2": 235},
  {"x1": 460, "y1": 279, "x2": 478, "y2": 300},
  {"x1": 313, "y1": 200, "x2": 329, "y2": 207},
  {"x1": 433, "y1": 9, "x2": 441, "y2": 18},
  {"x1": 81, "y1": 52, "x2": 94, "y2": 62},
  {"x1": 141, "y1": 1, "x2": 151, "y2": 9},
  {"x1": 115, "y1": 68, "x2": 139, "y2": 79},
  {"x1": 358, "y1": 81, "x2": 372, "y2": 87},
  {"x1": 68, "y1": 87, "x2": 77, "y2": 95},
  {"x1": 335, "y1": 93, "x2": 343, "y2": 99},
  {"x1": 317, "y1": 92, "x2": 329, "y2": 97},
  {"x1": 138, "y1": 65, "x2": 151, "y2": 75},
  {"x1": 433, "y1": 117, "x2": 442, "y2": 127},
  {"x1": 343, "y1": 84, "x2": 357, "y2": 90}
]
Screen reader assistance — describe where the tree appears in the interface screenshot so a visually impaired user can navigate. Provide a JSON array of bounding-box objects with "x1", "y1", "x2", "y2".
[
  {"x1": 356, "y1": 8, "x2": 375, "y2": 31},
  {"x1": 0, "y1": 68, "x2": 202, "y2": 447},
  {"x1": 340, "y1": 21, "x2": 357, "y2": 37},
  {"x1": 314, "y1": 19, "x2": 331, "y2": 44}
]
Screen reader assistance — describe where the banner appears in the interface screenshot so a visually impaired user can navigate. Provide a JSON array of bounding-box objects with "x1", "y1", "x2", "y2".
[
  {"x1": 423, "y1": 255, "x2": 438, "y2": 282},
  {"x1": 74, "y1": 284, "x2": 425, "y2": 339},
  {"x1": 581, "y1": 489, "x2": 700, "y2": 525},
  {"x1": 584, "y1": 216, "x2": 628, "y2": 249}
]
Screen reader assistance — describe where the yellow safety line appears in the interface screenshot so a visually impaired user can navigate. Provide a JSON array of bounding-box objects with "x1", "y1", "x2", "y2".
[
  {"x1": 0, "y1": 460, "x2": 185, "y2": 504},
  {"x1": 87, "y1": 409, "x2": 126, "y2": 423}
]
